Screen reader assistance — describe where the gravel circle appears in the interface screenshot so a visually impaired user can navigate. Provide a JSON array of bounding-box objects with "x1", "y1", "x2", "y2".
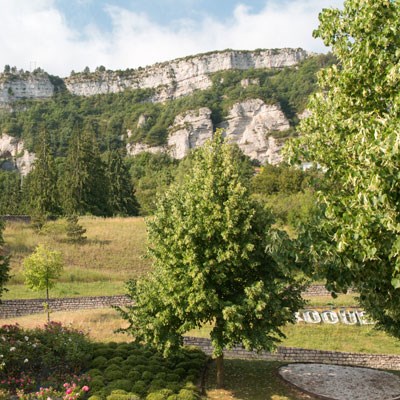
[{"x1": 279, "y1": 363, "x2": 400, "y2": 400}]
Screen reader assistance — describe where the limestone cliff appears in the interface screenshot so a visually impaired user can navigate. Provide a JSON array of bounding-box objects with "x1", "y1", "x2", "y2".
[
  {"x1": 219, "y1": 99, "x2": 289, "y2": 164},
  {"x1": 126, "y1": 99, "x2": 292, "y2": 164},
  {"x1": 65, "y1": 48, "x2": 309, "y2": 101},
  {"x1": 0, "y1": 71, "x2": 54, "y2": 107},
  {"x1": 0, "y1": 133, "x2": 35, "y2": 175}
]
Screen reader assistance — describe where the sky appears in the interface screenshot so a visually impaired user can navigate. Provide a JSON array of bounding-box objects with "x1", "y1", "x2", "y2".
[{"x1": 0, "y1": 0, "x2": 343, "y2": 77}]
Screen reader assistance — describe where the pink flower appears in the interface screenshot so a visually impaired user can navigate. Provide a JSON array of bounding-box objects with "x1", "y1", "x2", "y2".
[
  {"x1": 66, "y1": 388, "x2": 73, "y2": 394},
  {"x1": 82, "y1": 386, "x2": 89, "y2": 392},
  {"x1": 63, "y1": 383, "x2": 69, "y2": 388}
]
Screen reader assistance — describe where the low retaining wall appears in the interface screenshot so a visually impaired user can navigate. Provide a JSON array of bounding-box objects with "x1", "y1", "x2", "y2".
[
  {"x1": 303, "y1": 285, "x2": 354, "y2": 297},
  {"x1": 183, "y1": 337, "x2": 400, "y2": 371},
  {"x1": 0, "y1": 295, "x2": 132, "y2": 319},
  {"x1": 0, "y1": 285, "x2": 353, "y2": 319}
]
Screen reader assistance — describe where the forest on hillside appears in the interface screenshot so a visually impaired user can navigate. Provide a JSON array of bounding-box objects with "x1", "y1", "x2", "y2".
[{"x1": 0, "y1": 53, "x2": 333, "y2": 221}]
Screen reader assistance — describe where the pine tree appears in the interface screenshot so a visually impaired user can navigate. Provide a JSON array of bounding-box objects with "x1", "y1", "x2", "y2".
[
  {"x1": 60, "y1": 127, "x2": 110, "y2": 216},
  {"x1": 106, "y1": 150, "x2": 139, "y2": 216},
  {"x1": 66, "y1": 214, "x2": 87, "y2": 243},
  {"x1": 25, "y1": 131, "x2": 59, "y2": 219}
]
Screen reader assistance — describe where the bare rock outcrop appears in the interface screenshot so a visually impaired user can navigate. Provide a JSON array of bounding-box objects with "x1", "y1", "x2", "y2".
[
  {"x1": 167, "y1": 108, "x2": 213, "y2": 159},
  {"x1": 0, "y1": 133, "x2": 35, "y2": 175},
  {"x1": 127, "y1": 99, "x2": 292, "y2": 164},
  {"x1": 219, "y1": 99, "x2": 290, "y2": 164}
]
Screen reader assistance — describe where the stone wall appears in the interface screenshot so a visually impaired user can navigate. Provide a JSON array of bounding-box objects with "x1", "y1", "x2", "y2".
[
  {"x1": 183, "y1": 337, "x2": 400, "y2": 371},
  {"x1": 0, "y1": 286, "x2": 352, "y2": 319},
  {"x1": 0, "y1": 295, "x2": 131, "y2": 319}
]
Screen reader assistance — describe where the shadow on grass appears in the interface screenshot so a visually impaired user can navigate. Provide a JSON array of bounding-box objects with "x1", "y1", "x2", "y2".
[{"x1": 205, "y1": 359, "x2": 315, "y2": 400}]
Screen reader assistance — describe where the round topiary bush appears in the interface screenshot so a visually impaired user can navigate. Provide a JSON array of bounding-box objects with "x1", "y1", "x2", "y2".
[
  {"x1": 142, "y1": 370, "x2": 153, "y2": 382},
  {"x1": 148, "y1": 380, "x2": 166, "y2": 392},
  {"x1": 131, "y1": 380, "x2": 147, "y2": 397},
  {"x1": 165, "y1": 373, "x2": 179, "y2": 382},
  {"x1": 107, "y1": 379, "x2": 133, "y2": 393},
  {"x1": 109, "y1": 356, "x2": 124, "y2": 364},
  {"x1": 90, "y1": 376, "x2": 106, "y2": 392},
  {"x1": 127, "y1": 370, "x2": 141, "y2": 381},
  {"x1": 91, "y1": 356, "x2": 108, "y2": 369}
]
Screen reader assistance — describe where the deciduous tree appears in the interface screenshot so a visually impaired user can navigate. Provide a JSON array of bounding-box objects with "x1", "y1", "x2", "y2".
[
  {"x1": 287, "y1": 0, "x2": 400, "y2": 336},
  {"x1": 23, "y1": 245, "x2": 63, "y2": 321},
  {"x1": 0, "y1": 220, "x2": 10, "y2": 302},
  {"x1": 120, "y1": 132, "x2": 305, "y2": 387}
]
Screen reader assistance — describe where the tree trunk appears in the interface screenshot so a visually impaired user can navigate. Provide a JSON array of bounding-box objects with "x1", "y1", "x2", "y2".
[
  {"x1": 46, "y1": 286, "x2": 50, "y2": 323},
  {"x1": 216, "y1": 353, "x2": 224, "y2": 389}
]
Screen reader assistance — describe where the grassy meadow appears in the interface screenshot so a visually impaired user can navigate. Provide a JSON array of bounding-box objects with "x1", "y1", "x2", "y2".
[{"x1": 3, "y1": 216, "x2": 151, "y2": 299}]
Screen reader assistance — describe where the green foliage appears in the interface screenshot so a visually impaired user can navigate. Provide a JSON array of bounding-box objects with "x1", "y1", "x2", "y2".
[
  {"x1": 23, "y1": 244, "x2": 63, "y2": 320},
  {"x1": 119, "y1": 133, "x2": 305, "y2": 387},
  {"x1": 66, "y1": 214, "x2": 87, "y2": 243},
  {"x1": 0, "y1": 220, "x2": 10, "y2": 300},
  {"x1": 23, "y1": 245, "x2": 63, "y2": 293},
  {"x1": 126, "y1": 152, "x2": 178, "y2": 215},
  {"x1": 0, "y1": 171, "x2": 24, "y2": 215},
  {"x1": 24, "y1": 131, "x2": 59, "y2": 217},
  {"x1": 105, "y1": 150, "x2": 139, "y2": 216},
  {"x1": 60, "y1": 128, "x2": 110, "y2": 216},
  {"x1": 287, "y1": 0, "x2": 400, "y2": 337}
]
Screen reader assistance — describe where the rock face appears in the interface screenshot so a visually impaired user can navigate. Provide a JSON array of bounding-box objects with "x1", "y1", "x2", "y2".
[
  {"x1": 0, "y1": 133, "x2": 35, "y2": 175},
  {"x1": 0, "y1": 72, "x2": 54, "y2": 107},
  {"x1": 168, "y1": 108, "x2": 213, "y2": 159},
  {"x1": 65, "y1": 48, "x2": 309, "y2": 101},
  {"x1": 219, "y1": 99, "x2": 290, "y2": 164},
  {"x1": 126, "y1": 99, "x2": 291, "y2": 164}
]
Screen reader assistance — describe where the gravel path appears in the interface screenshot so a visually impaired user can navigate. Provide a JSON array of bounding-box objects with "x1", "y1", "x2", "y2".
[{"x1": 279, "y1": 363, "x2": 400, "y2": 400}]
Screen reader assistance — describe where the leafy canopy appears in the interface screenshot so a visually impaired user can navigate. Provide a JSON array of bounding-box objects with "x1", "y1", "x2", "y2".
[
  {"x1": 23, "y1": 244, "x2": 63, "y2": 293},
  {"x1": 287, "y1": 0, "x2": 400, "y2": 336},
  {"x1": 121, "y1": 132, "x2": 305, "y2": 362}
]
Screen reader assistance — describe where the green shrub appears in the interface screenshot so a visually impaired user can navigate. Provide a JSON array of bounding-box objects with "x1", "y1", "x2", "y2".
[
  {"x1": 90, "y1": 376, "x2": 106, "y2": 392},
  {"x1": 167, "y1": 395, "x2": 179, "y2": 400},
  {"x1": 177, "y1": 389, "x2": 199, "y2": 400},
  {"x1": 93, "y1": 347, "x2": 114, "y2": 358},
  {"x1": 104, "y1": 369, "x2": 124, "y2": 381},
  {"x1": 88, "y1": 396, "x2": 103, "y2": 400},
  {"x1": 165, "y1": 383, "x2": 181, "y2": 393},
  {"x1": 146, "y1": 389, "x2": 173, "y2": 400},
  {"x1": 131, "y1": 381, "x2": 147, "y2": 397},
  {"x1": 135, "y1": 365, "x2": 149, "y2": 373},
  {"x1": 127, "y1": 370, "x2": 141, "y2": 381},
  {"x1": 142, "y1": 371, "x2": 153, "y2": 381},
  {"x1": 109, "y1": 356, "x2": 124, "y2": 364},
  {"x1": 149, "y1": 379, "x2": 166, "y2": 391},
  {"x1": 91, "y1": 356, "x2": 108, "y2": 369},
  {"x1": 173, "y1": 368, "x2": 185, "y2": 378},
  {"x1": 88, "y1": 368, "x2": 104, "y2": 377},
  {"x1": 107, "y1": 379, "x2": 133, "y2": 392},
  {"x1": 154, "y1": 372, "x2": 167, "y2": 381},
  {"x1": 165, "y1": 373, "x2": 179, "y2": 382}
]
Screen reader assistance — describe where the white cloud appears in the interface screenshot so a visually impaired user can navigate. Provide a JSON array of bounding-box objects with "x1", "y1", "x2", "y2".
[{"x1": 0, "y1": 0, "x2": 343, "y2": 77}]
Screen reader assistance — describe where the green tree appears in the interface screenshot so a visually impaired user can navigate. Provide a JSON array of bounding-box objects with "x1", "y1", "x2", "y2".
[
  {"x1": 23, "y1": 245, "x2": 63, "y2": 321},
  {"x1": 287, "y1": 0, "x2": 400, "y2": 336},
  {"x1": 65, "y1": 214, "x2": 87, "y2": 243},
  {"x1": 0, "y1": 220, "x2": 10, "y2": 302},
  {"x1": 106, "y1": 150, "x2": 139, "y2": 216},
  {"x1": 25, "y1": 131, "x2": 59, "y2": 220},
  {"x1": 120, "y1": 133, "x2": 305, "y2": 387},
  {"x1": 60, "y1": 127, "x2": 110, "y2": 216}
]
